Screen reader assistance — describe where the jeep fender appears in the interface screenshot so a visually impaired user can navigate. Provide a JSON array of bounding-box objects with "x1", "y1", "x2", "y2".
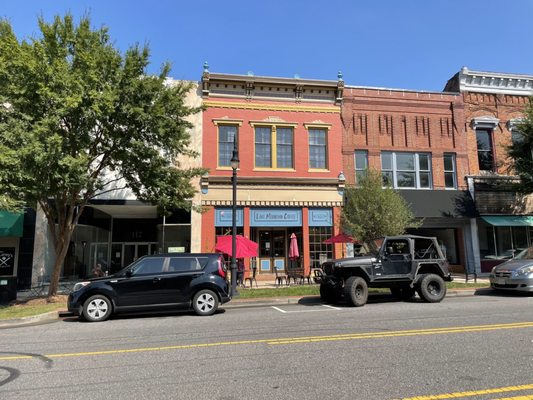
[{"x1": 413, "y1": 263, "x2": 445, "y2": 286}]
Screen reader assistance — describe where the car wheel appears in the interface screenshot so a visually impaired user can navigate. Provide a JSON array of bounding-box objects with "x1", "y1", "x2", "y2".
[
  {"x1": 320, "y1": 283, "x2": 341, "y2": 304},
  {"x1": 344, "y1": 276, "x2": 368, "y2": 307},
  {"x1": 82, "y1": 295, "x2": 112, "y2": 322},
  {"x1": 417, "y1": 273, "x2": 446, "y2": 303},
  {"x1": 192, "y1": 289, "x2": 219, "y2": 316}
]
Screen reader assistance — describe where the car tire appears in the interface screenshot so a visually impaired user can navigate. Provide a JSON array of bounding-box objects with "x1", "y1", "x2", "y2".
[
  {"x1": 320, "y1": 283, "x2": 341, "y2": 304},
  {"x1": 417, "y1": 273, "x2": 446, "y2": 303},
  {"x1": 82, "y1": 294, "x2": 112, "y2": 322},
  {"x1": 192, "y1": 289, "x2": 219, "y2": 316},
  {"x1": 344, "y1": 276, "x2": 368, "y2": 307}
]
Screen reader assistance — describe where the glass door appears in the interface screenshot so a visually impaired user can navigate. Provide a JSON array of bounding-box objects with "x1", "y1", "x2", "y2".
[{"x1": 258, "y1": 229, "x2": 286, "y2": 272}]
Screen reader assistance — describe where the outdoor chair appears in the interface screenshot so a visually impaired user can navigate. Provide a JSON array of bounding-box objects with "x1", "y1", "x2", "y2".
[
  {"x1": 274, "y1": 268, "x2": 287, "y2": 286},
  {"x1": 244, "y1": 267, "x2": 258, "y2": 288}
]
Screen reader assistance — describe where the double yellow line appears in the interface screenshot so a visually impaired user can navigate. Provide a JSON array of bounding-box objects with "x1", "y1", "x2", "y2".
[
  {"x1": 401, "y1": 383, "x2": 533, "y2": 399},
  {"x1": 1, "y1": 321, "x2": 532, "y2": 361}
]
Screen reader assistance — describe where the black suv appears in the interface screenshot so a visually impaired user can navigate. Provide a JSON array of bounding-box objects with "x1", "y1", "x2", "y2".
[
  {"x1": 317, "y1": 235, "x2": 452, "y2": 306},
  {"x1": 68, "y1": 253, "x2": 231, "y2": 322}
]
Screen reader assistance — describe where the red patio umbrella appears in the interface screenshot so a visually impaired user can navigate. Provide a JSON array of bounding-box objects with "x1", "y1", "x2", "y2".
[
  {"x1": 289, "y1": 233, "x2": 300, "y2": 260},
  {"x1": 215, "y1": 235, "x2": 259, "y2": 258},
  {"x1": 323, "y1": 233, "x2": 357, "y2": 244}
]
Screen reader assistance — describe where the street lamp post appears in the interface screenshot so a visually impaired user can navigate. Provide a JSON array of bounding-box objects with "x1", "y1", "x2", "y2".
[{"x1": 230, "y1": 137, "x2": 240, "y2": 297}]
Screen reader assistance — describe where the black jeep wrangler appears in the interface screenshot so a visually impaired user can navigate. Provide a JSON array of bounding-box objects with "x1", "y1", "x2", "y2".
[{"x1": 317, "y1": 235, "x2": 452, "y2": 306}]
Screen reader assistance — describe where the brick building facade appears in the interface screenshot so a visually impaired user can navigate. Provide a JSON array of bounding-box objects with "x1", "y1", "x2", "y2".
[
  {"x1": 445, "y1": 67, "x2": 533, "y2": 272},
  {"x1": 200, "y1": 67, "x2": 345, "y2": 280},
  {"x1": 341, "y1": 86, "x2": 474, "y2": 272}
]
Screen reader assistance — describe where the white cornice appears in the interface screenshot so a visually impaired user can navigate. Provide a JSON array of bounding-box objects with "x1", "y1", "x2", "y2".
[{"x1": 458, "y1": 67, "x2": 533, "y2": 95}]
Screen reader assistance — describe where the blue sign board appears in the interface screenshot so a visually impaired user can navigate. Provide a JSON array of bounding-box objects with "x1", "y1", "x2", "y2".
[
  {"x1": 250, "y1": 208, "x2": 302, "y2": 227},
  {"x1": 215, "y1": 208, "x2": 243, "y2": 227},
  {"x1": 309, "y1": 208, "x2": 332, "y2": 227}
]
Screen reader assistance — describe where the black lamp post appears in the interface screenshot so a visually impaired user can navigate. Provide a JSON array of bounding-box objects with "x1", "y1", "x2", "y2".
[{"x1": 230, "y1": 137, "x2": 240, "y2": 297}]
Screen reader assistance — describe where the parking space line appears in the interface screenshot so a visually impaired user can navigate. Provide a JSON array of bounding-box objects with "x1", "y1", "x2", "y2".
[
  {"x1": 322, "y1": 304, "x2": 343, "y2": 310},
  {"x1": 271, "y1": 306, "x2": 287, "y2": 313}
]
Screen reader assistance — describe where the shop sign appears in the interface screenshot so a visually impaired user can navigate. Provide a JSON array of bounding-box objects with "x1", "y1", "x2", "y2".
[
  {"x1": 215, "y1": 208, "x2": 243, "y2": 227},
  {"x1": 0, "y1": 247, "x2": 15, "y2": 276},
  {"x1": 250, "y1": 208, "x2": 302, "y2": 227},
  {"x1": 309, "y1": 208, "x2": 332, "y2": 227}
]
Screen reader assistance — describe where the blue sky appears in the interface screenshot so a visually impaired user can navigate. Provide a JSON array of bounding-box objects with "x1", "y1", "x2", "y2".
[{"x1": 1, "y1": 0, "x2": 532, "y2": 91}]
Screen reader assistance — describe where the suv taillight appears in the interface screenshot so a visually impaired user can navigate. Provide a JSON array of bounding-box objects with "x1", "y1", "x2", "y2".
[{"x1": 217, "y1": 257, "x2": 227, "y2": 279}]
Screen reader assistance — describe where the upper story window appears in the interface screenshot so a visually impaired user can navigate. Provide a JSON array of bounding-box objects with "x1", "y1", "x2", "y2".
[
  {"x1": 443, "y1": 153, "x2": 457, "y2": 189},
  {"x1": 354, "y1": 150, "x2": 368, "y2": 185},
  {"x1": 218, "y1": 125, "x2": 238, "y2": 167},
  {"x1": 476, "y1": 129, "x2": 494, "y2": 171},
  {"x1": 309, "y1": 128, "x2": 328, "y2": 169},
  {"x1": 381, "y1": 152, "x2": 432, "y2": 189},
  {"x1": 471, "y1": 116, "x2": 499, "y2": 173},
  {"x1": 254, "y1": 125, "x2": 294, "y2": 169}
]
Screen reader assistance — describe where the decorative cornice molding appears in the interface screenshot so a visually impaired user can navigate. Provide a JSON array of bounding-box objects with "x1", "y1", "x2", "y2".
[
  {"x1": 203, "y1": 100, "x2": 341, "y2": 113},
  {"x1": 202, "y1": 200, "x2": 343, "y2": 207},
  {"x1": 470, "y1": 115, "x2": 500, "y2": 130},
  {"x1": 457, "y1": 67, "x2": 533, "y2": 96}
]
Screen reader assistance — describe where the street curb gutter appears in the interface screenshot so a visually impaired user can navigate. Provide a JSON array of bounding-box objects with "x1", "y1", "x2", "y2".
[
  {"x1": 0, "y1": 311, "x2": 59, "y2": 329},
  {"x1": 0, "y1": 288, "x2": 491, "y2": 328}
]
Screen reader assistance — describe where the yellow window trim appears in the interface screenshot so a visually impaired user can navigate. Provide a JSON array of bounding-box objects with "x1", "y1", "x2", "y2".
[
  {"x1": 213, "y1": 119, "x2": 243, "y2": 126},
  {"x1": 253, "y1": 168, "x2": 296, "y2": 172},
  {"x1": 308, "y1": 168, "x2": 330, "y2": 173},
  {"x1": 303, "y1": 123, "x2": 332, "y2": 130},
  {"x1": 249, "y1": 121, "x2": 298, "y2": 128}
]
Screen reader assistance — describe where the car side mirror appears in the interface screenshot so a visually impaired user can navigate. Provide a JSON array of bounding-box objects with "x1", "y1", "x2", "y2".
[{"x1": 125, "y1": 269, "x2": 133, "y2": 278}]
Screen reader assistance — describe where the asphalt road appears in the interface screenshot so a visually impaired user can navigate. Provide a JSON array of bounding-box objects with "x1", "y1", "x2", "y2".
[{"x1": 1, "y1": 292, "x2": 533, "y2": 400}]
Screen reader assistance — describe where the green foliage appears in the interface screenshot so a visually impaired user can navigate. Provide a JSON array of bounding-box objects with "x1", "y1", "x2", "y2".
[
  {"x1": 507, "y1": 99, "x2": 533, "y2": 193},
  {"x1": 0, "y1": 14, "x2": 205, "y2": 295},
  {"x1": 341, "y1": 170, "x2": 420, "y2": 246}
]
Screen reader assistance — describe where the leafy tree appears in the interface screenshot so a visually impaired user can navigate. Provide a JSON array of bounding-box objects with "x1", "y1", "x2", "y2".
[
  {"x1": 0, "y1": 15, "x2": 204, "y2": 296},
  {"x1": 341, "y1": 170, "x2": 420, "y2": 251},
  {"x1": 508, "y1": 99, "x2": 533, "y2": 192}
]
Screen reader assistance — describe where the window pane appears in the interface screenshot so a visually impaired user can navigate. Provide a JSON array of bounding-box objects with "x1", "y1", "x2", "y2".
[
  {"x1": 356, "y1": 170, "x2": 367, "y2": 184},
  {"x1": 310, "y1": 146, "x2": 326, "y2": 169},
  {"x1": 476, "y1": 130, "x2": 492, "y2": 150},
  {"x1": 419, "y1": 172, "x2": 431, "y2": 188},
  {"x1": 396, "y1": 153, "x2": 415, "y2": 171},
  {"x1": 218, "y1": 125, "x2": 237, "y2": 167},
  {"x1": 418, "y1": 154, "x2": 429, "y2": 171},
  {"x1": 444, "y1": 172, "x2": 455, "y2": 188},
  {"x1": 382, "y1": 171, "x2": 393, "y2": 187},
  {"x1": 255, "y1": 127, "x2": 271, "y2": 167},
  {"x1": 355, "y1": 151, "x2": 368, "y2": 169},
  {"x1": 277, "y1": 128, "x2": 293, "y2": 168},
  {"x1": 381, "y1": 152, "x2": 392, "y2": 170},
  {"x1": 133, "y1": 257, "x2": 165, "y2": 275},
  {"x1": 443, "y1": 154, "x2": 454, "y2": 171},
  {"x1": 397, "y1": 172, "x2": 416, "y2": 187},
  {"x1": 309, "y1": 129, "x2": 326, "y2": 145}
]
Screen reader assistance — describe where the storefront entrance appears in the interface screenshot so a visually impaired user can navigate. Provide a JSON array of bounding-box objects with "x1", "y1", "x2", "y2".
[{"x1": 258, "y1": 229, "x2": 287, "y2": 273}]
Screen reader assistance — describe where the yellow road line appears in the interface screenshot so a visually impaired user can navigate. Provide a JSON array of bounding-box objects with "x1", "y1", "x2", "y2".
[
  {"x1": 401, "y1": 384, "x2": 533, "y2": 399},
  {"x1": 1, "y1": 321, "x2": 532, "y2": 361}
]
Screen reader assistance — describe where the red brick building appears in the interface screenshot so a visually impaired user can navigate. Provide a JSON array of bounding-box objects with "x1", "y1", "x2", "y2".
[
  {"x1": 200, "y1": 67, "x2": 345, "y2": 280},
  {"x1": 341, "y1": 86, "x2": 473, "y2": 272},
  {"x1": 445, "y1": 67, "x2": 533, "y2": 273}
]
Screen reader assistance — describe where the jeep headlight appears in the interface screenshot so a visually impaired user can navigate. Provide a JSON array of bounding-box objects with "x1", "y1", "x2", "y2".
[
  {"x1": 515, "y1": 266, "x2": 533, "y2": 276},
  {"x1": 73, "y1": 281, "x2": 91, "y2": 292}
]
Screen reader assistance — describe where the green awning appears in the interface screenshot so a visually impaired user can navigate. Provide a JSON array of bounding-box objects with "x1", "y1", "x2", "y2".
[
  {"x1": 481, "y1": 216, "x2": 533, "y2": 227},
  {"x1": 0, "y1": 211, "x2": 23, "y2": 237}
]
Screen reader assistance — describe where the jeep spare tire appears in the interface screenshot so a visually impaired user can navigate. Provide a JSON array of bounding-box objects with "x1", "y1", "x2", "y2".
[
  {"x1": 417, "y1": 273, "x2": 446, "y2": 303},
  {"x1": 344, "y1": 276, "x2": 368, "y2": 307}
]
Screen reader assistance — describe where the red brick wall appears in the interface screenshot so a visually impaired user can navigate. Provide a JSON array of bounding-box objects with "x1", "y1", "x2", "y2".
[
  {"x1": 341, "y1": 88, "x2": 468, "y2": 189},
  {"x1": 462, "y1": 92, "x2": 530, "y2": 175}
]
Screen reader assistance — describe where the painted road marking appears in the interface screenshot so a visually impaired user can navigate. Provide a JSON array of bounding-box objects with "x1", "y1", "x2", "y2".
[
  {"x1": 1, "y1": 321, "x2": 532, "y2": 361},
  {"x1": 400, "y1": 383, "x2": 533, "y2": 400},
  {"x1": 271, "y1": 304, "x2": 343, "y2": 313}
]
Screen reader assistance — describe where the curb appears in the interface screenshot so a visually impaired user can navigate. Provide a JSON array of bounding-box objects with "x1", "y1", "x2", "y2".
[
  {"x1": 1, "y1": 288, "x2": 491, "y2": 328},
  {"x1": 0, "y1": 310, "x2": 59, "y2": 329}
]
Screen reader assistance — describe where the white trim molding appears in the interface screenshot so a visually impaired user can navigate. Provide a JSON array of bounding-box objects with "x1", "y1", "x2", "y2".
[{"x1": 471, "y1": 115, "x2": 500, "y2": 130}]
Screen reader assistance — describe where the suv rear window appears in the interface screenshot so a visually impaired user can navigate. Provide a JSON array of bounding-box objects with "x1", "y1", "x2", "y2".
[{"x1": 168, "y1": 257, "x2": 209, "y2": 272}]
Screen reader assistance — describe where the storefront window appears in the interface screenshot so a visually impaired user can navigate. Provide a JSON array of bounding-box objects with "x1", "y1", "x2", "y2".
[{"x1": 309, "y1": 226, "x2": 333, "y2": 269}]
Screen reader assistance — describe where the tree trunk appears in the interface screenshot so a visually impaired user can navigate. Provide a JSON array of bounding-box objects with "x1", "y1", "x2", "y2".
[{"x1": 47, "y1": 229, "x2": 74, "y2": 297}]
